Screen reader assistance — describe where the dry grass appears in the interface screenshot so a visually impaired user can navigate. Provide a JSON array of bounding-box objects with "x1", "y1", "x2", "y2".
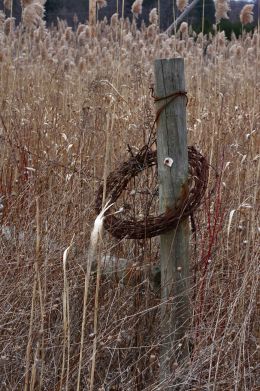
[{"x1": 0, "y1": 12, "x2": 259, "y2": 391}]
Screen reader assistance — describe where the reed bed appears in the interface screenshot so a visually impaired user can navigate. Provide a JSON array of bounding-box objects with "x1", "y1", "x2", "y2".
[{"x1": 0, "y1": 11, "x2": 259, "y2": 390}]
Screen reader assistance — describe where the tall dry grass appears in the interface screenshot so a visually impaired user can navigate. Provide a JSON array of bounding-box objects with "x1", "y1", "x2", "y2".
[{"x1": 0, "y1": 10, "x2": 259, "y2": 391}]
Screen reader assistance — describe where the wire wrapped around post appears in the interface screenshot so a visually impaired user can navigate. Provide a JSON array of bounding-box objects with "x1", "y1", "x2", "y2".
[{"x1": 95, "y1": 145, "x2": 209, "y2": 240}]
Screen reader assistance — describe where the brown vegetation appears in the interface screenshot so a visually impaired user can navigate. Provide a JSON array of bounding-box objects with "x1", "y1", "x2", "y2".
[{"x1": 0, "y1": 11, "x2": 259, "y2": 390}]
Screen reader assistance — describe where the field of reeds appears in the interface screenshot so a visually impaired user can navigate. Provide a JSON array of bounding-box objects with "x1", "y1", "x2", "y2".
[{"x1": 0, "y1": 4, "x2": 259, "y2": 390}]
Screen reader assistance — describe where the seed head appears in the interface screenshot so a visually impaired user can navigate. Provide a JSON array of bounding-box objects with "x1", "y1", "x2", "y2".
[
  {"x1": 235, "y1": 45, "x2": 243, "y2": 59},
  {"x1": 252, "y1": 32, "x2": 257, "y2": 46},
  {"x1": 176, "y1": 0, "x2": 188, "y2": 12},
  {"x1": 4, "y1": 17, "x2": 15, "y2": 35},
  {"x1": 215, "y1": 0, "x2": 230, "y2": 23},
  {"x1": 22, "y1": 2, "x2": 45, "y2": 29},
  {"x1": 76, "y1": 23, "x2": 85, "y2": 36},
  {"x1": 147, "y1": 24, "x2": 156, "y2": 39},
  {"x1": 96, "y1": 0, "x2": 107, "y2": 9},
  {"x1": 247, "y1": 47, "x2": 255, "y2": 60},
  {"x1": 217, "y1": 30, "x2": 226, "y2": 48},
  {"x1": 132, "y1": 0, "x2": 143, "y2": 17},
  {"x1": 78, "y1": 31, "x2": 86, "y2": 46},
  {"x1": 149, "y1": 8, "x2": 158, "y2": 25},
  {"x1": 110, "y1": 13, "x2": 118, "y2": 27},
  {"x1": 4, "y1": 0, "x2": 12, "y2": 11},
  {"x1": 85, "y1": 25, "x2": 91, "y2": 38},
  {"x1": 64, "y1": 27, "x2": 73, "y2": 42},
  {"x1": 240, "y1": 4, "x2": 254, "y2": 26},
  {"x1": 179, "y1": 21, "x2": 188, "y2": 36}
]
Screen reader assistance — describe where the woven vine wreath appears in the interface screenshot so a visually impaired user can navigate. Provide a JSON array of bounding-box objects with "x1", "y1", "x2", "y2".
[{"x1": 95, "y1": 145, "x2": 209, "y2": 240}]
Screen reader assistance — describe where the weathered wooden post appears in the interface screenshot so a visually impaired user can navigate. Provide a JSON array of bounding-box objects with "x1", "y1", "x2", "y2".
[{"x1": 154, "y1": 58, "x2": 190, "y2": 383}]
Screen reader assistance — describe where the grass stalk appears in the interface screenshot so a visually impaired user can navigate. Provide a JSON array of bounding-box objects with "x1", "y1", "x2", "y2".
[{"x1": 60, "y1": 235, "x2": 75, "y2": 391}]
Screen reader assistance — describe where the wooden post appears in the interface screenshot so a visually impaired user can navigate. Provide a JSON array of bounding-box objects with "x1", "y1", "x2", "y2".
[{"x1": 154, "y1": 58, "x2": 190, "y2": 384}]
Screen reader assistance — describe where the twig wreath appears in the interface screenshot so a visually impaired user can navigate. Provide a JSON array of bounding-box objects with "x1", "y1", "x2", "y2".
[{"x1": 95, "y1": 144, "x2": 209, "y2": 240}]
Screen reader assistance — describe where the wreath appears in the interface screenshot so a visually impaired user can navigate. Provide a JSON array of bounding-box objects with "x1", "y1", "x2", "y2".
[{"x1": 95, "y1": 145, "x2": 209, "y2": 239}]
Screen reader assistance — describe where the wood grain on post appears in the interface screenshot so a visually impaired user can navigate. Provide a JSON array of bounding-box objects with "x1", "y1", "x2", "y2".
[{"x1": 154, "y1": 58, "x2": 190, "y2": 383}]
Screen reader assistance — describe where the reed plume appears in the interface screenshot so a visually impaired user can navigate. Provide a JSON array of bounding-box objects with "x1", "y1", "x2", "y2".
[
  {"x1": 3, "y1": 16, "x2": 15, "y2": 35},
  {"x1": 76, "y1": 23, "x2": 85, "y2": 35},
  {"x1": 4, "y1": 0, "x2": 12, "y2": 11},
  {"x1": 0, "y1": 10, "x2": 5, "y2": 25},
  {"x1": 240, "y1": 4, "x2": 254, "y2": 25},
  {"x1": 215, "y1": 0, "x2": 230, "y2": 23},
  {"x1": 131, "y1": 0, "x2": 143, "y2": 17},
  {"x1": 110, "y1": 12, "x2": 118, "y2": 27},
  {"x1": 65, "y1": 27, "x2": 73, "y2": 42},
  {"x1": 96, "y1": 0, "x2": 107, "y2": 9},
  {"x1": 78, "y1": 31, "x2": 87, "y2": 46},
  {"x1": 176, "y1": 0, "x2": 188, "y2": 12},
  {"x1": 179, "y1": 21, "x2": 188, "y2": 36},
  {"x1": 22, "y1": 2, "x2": 45, "y2": 28},
  {"x1": 149, "y1": 8, "x2": 158, "y2": 25}
]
